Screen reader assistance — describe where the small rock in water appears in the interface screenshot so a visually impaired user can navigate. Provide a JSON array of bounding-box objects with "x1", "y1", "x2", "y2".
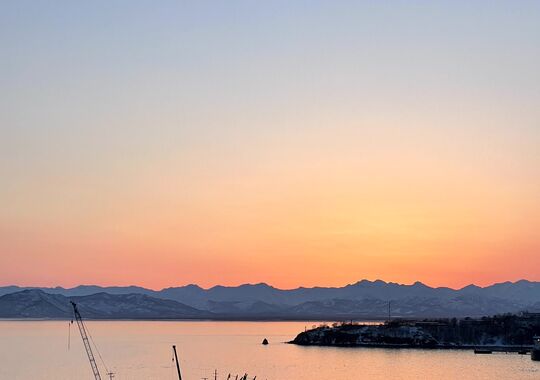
[{"x1": 262, "y1": 338, "x2": 269, "y2": 345}]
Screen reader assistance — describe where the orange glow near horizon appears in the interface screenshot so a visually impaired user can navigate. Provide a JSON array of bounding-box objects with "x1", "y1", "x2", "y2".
[{"x1": 2, "y1": 122, "x2": 538, "y2": 290}]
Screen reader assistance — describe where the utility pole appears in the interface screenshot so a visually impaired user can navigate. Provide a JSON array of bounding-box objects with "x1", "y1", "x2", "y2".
[
  {"x1": 214, "y1": 369, "x2": 218, "y2": 380},
  {"x1": 172, "y1": 345, "x2": 182, "y2": 380}
]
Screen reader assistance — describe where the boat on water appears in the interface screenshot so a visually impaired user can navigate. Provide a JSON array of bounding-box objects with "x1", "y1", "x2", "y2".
[
  {"x1": 473, "y1": 349, "x2": 492, "y2": 354},
  {"x1": 532, "y1": 336, "x2": 540, "y2": 361}
]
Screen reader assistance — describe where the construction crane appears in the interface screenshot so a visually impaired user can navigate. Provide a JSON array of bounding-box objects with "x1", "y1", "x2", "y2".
[
  {"x1": 172, "y1": 345, "x2": 183, "y2": 380},
  {"x1": 70, "y1": 301, "x2": 102, "y2": 380}
]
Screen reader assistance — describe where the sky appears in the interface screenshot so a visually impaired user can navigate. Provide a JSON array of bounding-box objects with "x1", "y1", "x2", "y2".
[{"x1": 1, "y1": 1, "x2": 539, "y2": 290}]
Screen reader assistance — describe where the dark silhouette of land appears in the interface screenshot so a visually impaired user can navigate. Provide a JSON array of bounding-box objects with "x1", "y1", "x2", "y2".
[{"x1": 291, "y1": 313, "x2": 540, "y2": 349}]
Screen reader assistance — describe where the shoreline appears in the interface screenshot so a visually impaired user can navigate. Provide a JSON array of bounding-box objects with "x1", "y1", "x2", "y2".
[
  {"x1": 0, "y1": 317, "x2": 384, "y2": 324},
  {"x1": 0, "y1": 317, "x2": 378, "y2": 322},
  {"x1": 288, "y1": 341, "x2": 533, "y2": 351},
  {"x1": 290, "y1": 314, "x2": 540, "y2": 352}
]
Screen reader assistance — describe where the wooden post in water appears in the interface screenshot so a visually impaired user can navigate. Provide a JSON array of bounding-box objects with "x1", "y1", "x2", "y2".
[{"x1": 172, "y1": 345, "x2": 182, "y2": 380}]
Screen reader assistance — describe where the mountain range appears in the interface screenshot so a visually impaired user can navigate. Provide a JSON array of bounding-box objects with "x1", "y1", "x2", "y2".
[{"x1": 1, "y1": 280, "x2": 539, "y2": 320}]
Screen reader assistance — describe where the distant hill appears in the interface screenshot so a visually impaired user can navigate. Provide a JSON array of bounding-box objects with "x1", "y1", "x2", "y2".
[
  {"x1": 0, "y1": 290, "x2": 71, "y2": 318},
  {"x1": 1, "y1": 280, "x2": 539, "y2": 320},
  {"x1": 0, "y1": 290, "x2": 211, "y2": 319}
]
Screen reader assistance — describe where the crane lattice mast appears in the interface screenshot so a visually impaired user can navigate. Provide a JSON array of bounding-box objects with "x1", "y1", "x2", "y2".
[{"x1": 70, "y1": 301, "x2": 102, "y2": 380}]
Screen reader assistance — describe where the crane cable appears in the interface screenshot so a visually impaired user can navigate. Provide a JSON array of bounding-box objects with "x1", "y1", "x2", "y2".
[
  {"x1": 86, "y1": 323, "x2": 111, "y2": 376},
  {"x1": 171, "y1": 347, "x2": 175, "y2": 379}
]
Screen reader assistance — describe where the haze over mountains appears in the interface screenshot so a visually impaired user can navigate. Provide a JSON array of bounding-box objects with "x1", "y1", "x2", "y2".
[{"x1": 1, "y1": 280, "x2": 539, "y2": 320}]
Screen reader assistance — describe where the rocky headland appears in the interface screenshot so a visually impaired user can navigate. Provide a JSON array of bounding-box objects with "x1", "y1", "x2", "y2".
[{"x1": 290, "y1": 313, "x2": 540, "y2": 349}]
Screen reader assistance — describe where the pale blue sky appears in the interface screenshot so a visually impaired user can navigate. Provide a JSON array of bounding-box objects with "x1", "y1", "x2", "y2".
[{"x1": 2, "y1": 1, "x2": 539, "y2": 165}]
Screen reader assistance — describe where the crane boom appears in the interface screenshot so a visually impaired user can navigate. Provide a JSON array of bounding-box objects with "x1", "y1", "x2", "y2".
[
  {"x1": 172, "y1": 345, "x2": 182, "y2": 380},
  {"x1": 70, "y1": 301, "x2": 102, "y2": 380}
]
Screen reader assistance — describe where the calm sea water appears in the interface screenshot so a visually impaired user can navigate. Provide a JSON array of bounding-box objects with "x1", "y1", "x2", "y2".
[{"x1": 0, "y1": 320, "x2": 538, "y2": 379}]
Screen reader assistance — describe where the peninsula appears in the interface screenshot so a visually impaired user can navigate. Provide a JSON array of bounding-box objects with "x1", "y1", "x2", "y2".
[{"x1": 290, "y1": 313, "x2": 540, "y2": 350}]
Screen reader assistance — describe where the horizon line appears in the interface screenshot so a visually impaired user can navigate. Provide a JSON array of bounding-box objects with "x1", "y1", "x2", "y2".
[{"x1": 2, "y1": 278, "x2": 537, "y2": 293}]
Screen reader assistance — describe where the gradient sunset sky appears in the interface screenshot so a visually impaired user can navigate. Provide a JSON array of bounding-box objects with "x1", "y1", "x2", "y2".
[{"x1": 1, "y1": 1, "x2": 539, "y2": 289}]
